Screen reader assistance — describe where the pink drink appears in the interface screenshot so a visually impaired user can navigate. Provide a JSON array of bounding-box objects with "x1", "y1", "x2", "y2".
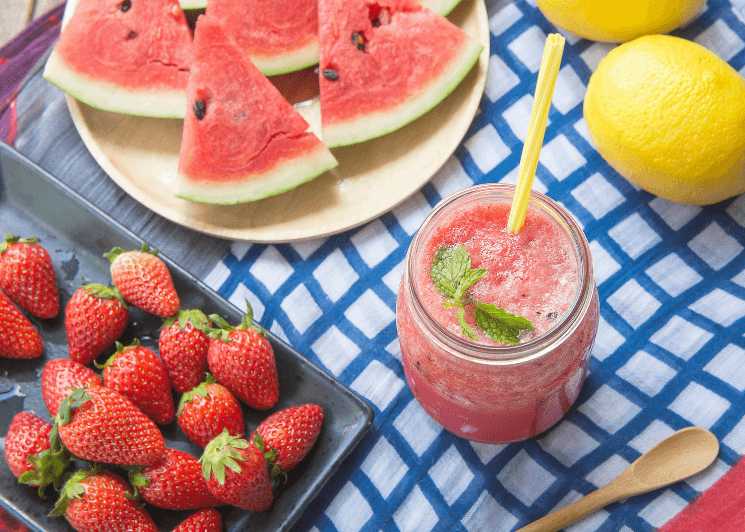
[{"x1": 396, "y1": 184, "x2": 599, "y2": 443}]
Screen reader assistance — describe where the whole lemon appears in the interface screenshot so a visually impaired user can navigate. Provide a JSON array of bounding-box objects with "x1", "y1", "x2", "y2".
[
  {"x1": 583, "y1": 35, "x2": 745, "y2": 206},
  {"x1": 536, "y1": 0, "x2": 706, "y2": 43}
]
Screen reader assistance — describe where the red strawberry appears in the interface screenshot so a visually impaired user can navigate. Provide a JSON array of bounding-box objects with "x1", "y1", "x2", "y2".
[
  {"x1": 173, "y1": 508, "x2": 222, "y2": 532},
  {"x1": 200, "y1": 429, "x2": 273, "y2": 511},
  {"x1": 207, "y1": 303, "x2": 278, "y2": 410},
  {"x1": 129, "y1": 447, "x2": 224, "y2": 510},
  {"x1": 159, "y1": 309, "x2": 211, "y2": 395},
  {"x1": 65, "y1": 282, "x2": 129, "y2": 365},
  {"x1": 99, "y1": 340, "x2": 175, "y2": 425},
  {"x1": 41, "y1": 358, "x2": 103, "y2": 417},
  {"x1": 0, "y1": 291, "x2": 43, "y2": 359},
  {"x1": 177, "y1": 374, "x2": 244, "y2": 448},
  {"x1": 4, "y1": 412, "x2": 51, "y2": 479},
  {"x1": 52, "y1": 469, "x2": 158, "y2": 532},
  {"x1": 4, "y1": 412, "x2": 69, "y2": 495},
  {"x1": 52, "y1": 386, "x2": 165, "y2": 466},
  {"x1": 105, "y1": 243, "x2": 180, "y2": 318},
  {"x1": 252, "y1": 404, "x2": 323, "y2": 475},
  {"x1": 0, "y1": 234, "x2": 59, "y2": 319}
]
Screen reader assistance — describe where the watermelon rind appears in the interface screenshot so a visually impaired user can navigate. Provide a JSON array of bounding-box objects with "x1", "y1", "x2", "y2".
[
  {"x1": 321, "y1": 38, "x2": 483, "y2": 149},
  {"x1": 176, "y1": 145, "x2": 338, "y2": 205},
  {"x1": 250, "y1": 41, "x2": 320, "y2": 77},
  {"x1": 179, "y1": 0, "x2": 207, "y2": 10},
  {"x1": 43, "y1": 48, "x2": 188, "y2": 119},
  {"x1": 419, "y1": 0, "x2": 464, "y2": 15},
  {"x1": 60, "y1": 0, "x2": 80, "y2": 31}
]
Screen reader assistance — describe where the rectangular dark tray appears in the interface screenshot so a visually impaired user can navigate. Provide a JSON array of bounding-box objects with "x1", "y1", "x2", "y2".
[{"x1": 0, "y1": 142, "x2": 374, "y2": 532}]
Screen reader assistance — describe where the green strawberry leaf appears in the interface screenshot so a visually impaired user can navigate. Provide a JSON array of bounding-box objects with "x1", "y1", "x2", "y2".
[
  {"x1": 200, "y1": 429, "x2": 249, "y2": 486},
  {"x1": 474, "y1": 303, "x2": 534, "y2": 345}
]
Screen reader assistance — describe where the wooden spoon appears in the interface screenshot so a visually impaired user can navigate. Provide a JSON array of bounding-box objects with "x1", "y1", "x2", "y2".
[{"x1": 516, "y1": 426, "x2": 719, "y2": 532}]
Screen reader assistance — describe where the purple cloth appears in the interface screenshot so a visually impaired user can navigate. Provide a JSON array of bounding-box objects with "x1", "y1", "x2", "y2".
[{"x1": 0, "y1": 1, "x2": 64, "y2": 145}]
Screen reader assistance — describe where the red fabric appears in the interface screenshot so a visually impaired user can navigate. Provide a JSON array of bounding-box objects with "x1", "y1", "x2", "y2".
[{"x1": 660, "y1": 457, "x2": 745, "y2": 532}]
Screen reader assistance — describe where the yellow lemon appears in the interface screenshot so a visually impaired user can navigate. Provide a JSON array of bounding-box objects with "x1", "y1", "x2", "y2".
[
  {"x1": 583, "y1": 35, "x2": 745, "y2": 206},
  {"x1": 536, "y1": 0, "x2": 706, "y2": 43}
]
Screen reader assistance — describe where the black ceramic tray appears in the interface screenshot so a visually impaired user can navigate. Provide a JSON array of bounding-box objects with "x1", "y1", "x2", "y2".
[{"x1": 0, "y1": 143, "x2": 374, "y2": 532}]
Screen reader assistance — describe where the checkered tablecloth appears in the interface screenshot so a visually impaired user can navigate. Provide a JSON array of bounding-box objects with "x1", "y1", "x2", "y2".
[{"x1": 4, "y1": 0, "x2": 745, "y2": 531}]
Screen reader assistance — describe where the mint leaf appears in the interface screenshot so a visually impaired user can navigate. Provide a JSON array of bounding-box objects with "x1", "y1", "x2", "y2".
[
  {"x1": 457, "y1": 307, "x2": 478, "y2": 340},
  {"x1": 431, "y1": 245, "x2": 470, "y2": 300},
  {"x1": 431, "y1": 245, "x2": 486, "y2": 303},
  {"x1": 474, "y1": 303, "x2": 534, "y2": 345},
  {"x1": 430, "y1": 244, "x2": 533, "y2": 344}
]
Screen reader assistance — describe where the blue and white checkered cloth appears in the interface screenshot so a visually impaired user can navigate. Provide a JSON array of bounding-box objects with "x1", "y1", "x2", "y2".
[{"x1": 202, "y1": 1, "x2": 745, "y2": 530}]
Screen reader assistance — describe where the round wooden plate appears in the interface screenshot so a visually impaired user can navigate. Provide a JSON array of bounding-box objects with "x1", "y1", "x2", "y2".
[{"x1": 66, "y1": 0, "x2": 489, "y2": 243}]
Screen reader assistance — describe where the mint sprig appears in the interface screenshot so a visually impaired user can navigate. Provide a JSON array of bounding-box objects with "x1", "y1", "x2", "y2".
[{"x1": 431, "y1": 244, "x2": 533, "y2": 344}]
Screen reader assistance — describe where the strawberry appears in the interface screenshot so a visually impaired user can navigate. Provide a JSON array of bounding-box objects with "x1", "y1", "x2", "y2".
[
  {"x1": 41, "y1": 358, "x2": 103, "y2": 417},
  {"x1": 52, "y1": 386, "x2": 165, "y2": 466},
  {"x1": 177, "y1": 374, "x2": 244, "y2": 449},
  {"x1": 65, "y1": 282, "x2": 129, "y2": 365},
  {"x1": 105, "y1": 243, "x2": 180, "y2": 318},
  {"x1": 129, "y1": 447, "x2": 224, "y2": 510},
  {"x1": 159, "y1": 309, "x2": 211, "y2": 395},
  {"x1": 0, "y1": 291, "x2": 43, "y2": 359},
  {"x1": 200, "y1": 429, "x2": 273, "y2": 511},
  {"x1": 207, "y1": 303, "x2": 278, "y2": 410},
  {"x1": 4, "y1": 411, "x2": 69, "y2": 489},
  {"x1": 99, "y1": 340, "x2": 175, "y2": 425},
  {"x1": 252, "y1": 404, "x2": 323, "y2": 475},
  {"x1": 52, "y1": 469, "x2": 158, "y2": 532},
  {"x1": 0, "y1": 234, "x2": 59, "y2": 319},
  {"x1": 173, "y1": 508, "x2": 222, "y2": 532}
]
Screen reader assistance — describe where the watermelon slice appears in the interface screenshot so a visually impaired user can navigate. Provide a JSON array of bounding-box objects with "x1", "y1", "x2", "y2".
[
  {"x1": 45, "y1": 0, "x2": 193, "y2": 118},
  {"x1": 176, "y1": 16, "x2": 338, "y2": 205},
  {"x1": 318, "y1": 0, "x2": 483, "y2": 148},
  {"x1": 206, "y1": 0, "x2": 319, "y2": 76}
]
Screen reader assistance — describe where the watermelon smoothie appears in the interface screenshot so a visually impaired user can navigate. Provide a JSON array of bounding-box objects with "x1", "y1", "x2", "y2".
[{"x1": 396, "y1": 184, "x2": 599, "y2": 443}]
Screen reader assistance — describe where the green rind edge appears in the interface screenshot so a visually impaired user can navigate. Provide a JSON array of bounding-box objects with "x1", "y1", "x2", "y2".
[
  {"x1": 322, "y1": 37, "x2": 483, "y2": 148},
  {"x1": 250, "y1": 40, "x2": 320, "y2": 76},
  {"x1": 176, "y1": 143, "x2": 339, "y2": 205},
  {"x1": 420, "y1": 0, "x2": 464, "y2": 15},
  {"x1": 43, "y1": 47, "x2": 187, "y2": 119}
]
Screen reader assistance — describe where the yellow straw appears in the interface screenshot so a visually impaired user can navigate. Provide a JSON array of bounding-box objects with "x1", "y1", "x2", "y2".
[{"x1": 507, "y1": 33, "x2": 565, "y2": 234}]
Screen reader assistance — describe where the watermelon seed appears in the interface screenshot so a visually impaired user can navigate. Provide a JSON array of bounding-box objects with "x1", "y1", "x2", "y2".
[
  {"x1": 322, "y1": 69, "x2": 339, "y2": 81},
  {"x1": 193, "y1": 99, "x2": 207, "y2": 120},
  {"x1": 351, "y1": 33, "x2": 365, "y2": 52},
  {"x1": 126, "y1": 30, "x2": 138, "y2": 40},
  {"x1": 120, "y1": 0, "x2": 131, "y2": 11}
]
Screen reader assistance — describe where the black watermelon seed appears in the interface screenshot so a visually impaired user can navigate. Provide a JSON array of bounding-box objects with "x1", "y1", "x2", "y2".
[
  {"x1": 193, "y1": 99, "x2": 207, "y2": 120},
  {"x1": 351, "y1": 32, "x2": 365, "y2": 51},
  {"x1": 126, "y1": 30, "x2": 138, "y2": 40},
  {"x1": 121, "y1": 0, "x2": 132, "y2": 11},
  {"x1": 322, "y1": 69, "x2": 339, "y2": 81}
]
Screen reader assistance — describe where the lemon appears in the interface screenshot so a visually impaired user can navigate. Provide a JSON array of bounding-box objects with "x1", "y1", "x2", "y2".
[
  {"x1": 583, "y1": 35, "x2": 745, "y2": 206},
  {"x1": 536, "y1": 0, "x2": 706, "y2": 43}
]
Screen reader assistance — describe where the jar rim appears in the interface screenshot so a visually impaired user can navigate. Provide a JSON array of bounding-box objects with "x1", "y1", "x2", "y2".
[{"x1": 404, "y1": 183, "x2": 595, "y2": 365}]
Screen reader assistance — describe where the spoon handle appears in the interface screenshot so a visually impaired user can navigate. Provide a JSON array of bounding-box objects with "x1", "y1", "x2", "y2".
[{"x1": 515, "y1": 483, "x2": 628, "y2": 532}]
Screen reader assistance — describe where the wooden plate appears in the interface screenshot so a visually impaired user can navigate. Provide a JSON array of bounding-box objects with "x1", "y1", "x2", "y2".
[{"x1": 66, "y1": 0, "x2": 489, "y2": 243}]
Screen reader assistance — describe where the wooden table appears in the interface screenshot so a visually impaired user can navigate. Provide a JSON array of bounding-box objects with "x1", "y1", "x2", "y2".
[{"x1": 0, "y1": 0, "x2": 63, "y2": 50}]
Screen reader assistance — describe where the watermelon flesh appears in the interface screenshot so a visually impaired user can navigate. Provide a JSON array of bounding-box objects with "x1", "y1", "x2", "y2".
[
  {"x1": 318, "y1": 0, "x2": 483, "y2": 148},
  {"x1": 44, "y1": 0, "x2": 193, "y2": 118},
  {"x1": 176, "y1": 15, "x2": 338, "y2": 205},
  {"x1": 206, "y1": 0, "x2": 319, "y2": 76}
]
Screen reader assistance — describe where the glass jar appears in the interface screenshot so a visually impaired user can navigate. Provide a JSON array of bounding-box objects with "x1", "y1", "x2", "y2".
[{"x1": 396, "y1": 184, "x2": 599, "y2": 443}]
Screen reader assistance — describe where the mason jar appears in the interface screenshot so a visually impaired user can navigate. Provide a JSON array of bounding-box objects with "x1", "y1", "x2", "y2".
[{"x1": 396, "y1": 184, "x2": 599, "y2": 443}]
